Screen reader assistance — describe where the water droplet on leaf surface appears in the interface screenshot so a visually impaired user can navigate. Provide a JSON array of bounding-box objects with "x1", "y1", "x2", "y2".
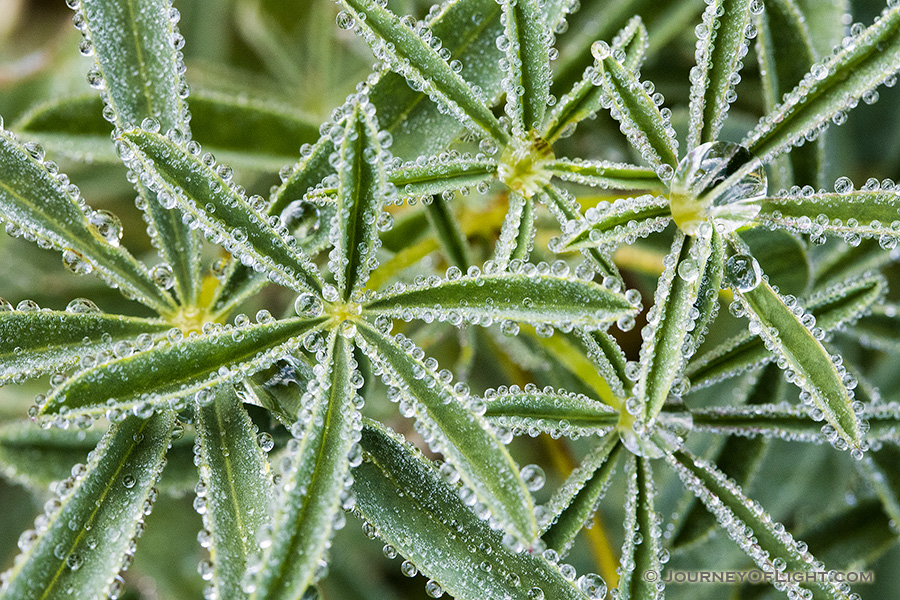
[{"x1": 725, "y1": 254, "x2": 762, "y2": 292}]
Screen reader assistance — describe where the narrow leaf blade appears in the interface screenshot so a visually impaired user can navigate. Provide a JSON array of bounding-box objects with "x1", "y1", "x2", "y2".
[
  {"x1": 502, "y1": 0, "x2": 552, "y2": 133},
  {"x1": 196, "y1": 386, "x2": 274, "y2": 600},
  {"x1": 353, "y1": 421, "x2": 598, "y2": 600},
  {"x1": 357, "y1": 323, "x2": 538, "y2": 543},
  {"x1": 120, "y1": 129, "x2": 324, "y2": 295},
  {"x1": 0, "y1": 413, "x2": 174, "y2": 599},
  {"x1": 0, "y1": 130, "x2": 176, "y2": 314},
  {"x1": 40, "y1": 316, "x2": 326, "y2": 418},
  {"x1": 251, "y1": 332, "x2": 358, "y2": 600},
  {"x1": 364, "y1": 270, "x2": 637, "y2": 331}
]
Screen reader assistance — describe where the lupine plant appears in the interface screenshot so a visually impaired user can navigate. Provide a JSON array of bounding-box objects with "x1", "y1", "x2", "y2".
[{"x1": 1, "y1": 0, "x2": 900, "y2": 598}]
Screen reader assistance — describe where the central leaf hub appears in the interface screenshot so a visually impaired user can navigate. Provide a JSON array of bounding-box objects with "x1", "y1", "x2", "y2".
[
  {"x1": 497, "y1": 132, "x2": 555, "y2": 198},
  {"x1": 669, "y1": 141, "x2": 766, "y2": 236}
]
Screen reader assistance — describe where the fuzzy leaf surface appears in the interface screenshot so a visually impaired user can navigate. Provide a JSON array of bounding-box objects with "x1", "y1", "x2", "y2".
[
  {"x1": 338, "y1": 0, "x2": 507, "y2": 142},
  {"x1": 735, "y1": 278, "x2": 861, "y2": 449},
  {"x1": 617, "y1": 457, "x2": 663, "y2": 600},
  {"x1": 547, "y1": 159, "x2": 665, "y2": 193},
  {"x1": 79, "y1": 0, "x2": 201, "y2": 305},
  {"x1": 251, "y1": 332, "x2": 358, "y2": 600},
  {"x1": 744, "y1": 3, "x2": 900, "y2": 162},
  {"x1": 688, "y1": 273, "x2": 884, "y2": 388},
  {"x1": 502, "y1": 0, "x2": 551, "y2": 133},
  {"x1": 333, "y1": 106, "x2": 387, "y2": 299},
  {"x1": 120, "y1": 129, "x2": 323, "y2": 295},
  {"x1": 687, "y1": 0, "x2": 753, "y2": 148},
  {"x1": 391, "y1": 158, "x2": 496, "y2": 200},
  {"x1": 554, "y1": 194, "x2": 670, "y2": 252},
  {"x1": 668, "y1": 449, "x2": 851, "y2": 600},
  {"x1": 543, "y1": 435, "x2": 622, "y2": 555},
  {"x1": 0, "y1": 309, "x2": 167, "y2": 385},
  {"x1": 0, "y1": 130, "x2": 176, "y2": 315},
  {"x1": 484, "y1": 386, "x2": 617, "y2": 437}
]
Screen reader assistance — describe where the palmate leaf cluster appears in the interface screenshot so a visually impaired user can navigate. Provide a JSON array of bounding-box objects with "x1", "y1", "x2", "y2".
[{"x1": 1, "y1": 0, "x2": 900, "y2": 599}]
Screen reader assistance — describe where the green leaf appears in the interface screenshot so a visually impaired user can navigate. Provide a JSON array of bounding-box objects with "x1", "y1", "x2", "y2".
[
  {"x1": 492, "y1": 192, "x2": 535, "y2": 267},
  {"x1": 363, "y1": 269, "x2": 636, "y2": 331},
  {"x1": 14, "y1": 90, "x2": 321, "y2": 172},
  {"x1": 120, "y1": 129, "x2": 324, "y2": 295},
  {"x1": 542, "y1": 16, "x2": 648, "y2": 143},
  {"x1": 250, "y1": 332, "x2": 358, "y2": 600},
  {"x1": 353, "y1": 421, "x2": 599, "y2": 600},
  {"x1": 546, "y1": 159, "x2": 665, "y2": 193},
  {"x1": 744, "y1": 3, "x2": 900, "y2": 163},
  {"x1": 687, "y1": 272, "x2": 885, "y2": 388},
  {"x1": 78, "y1": 0, "x2": 201, "y2": 306},
  {"x1": 668, "y1": 448, "x2": 852, "y2": 600},
  {"x1": 543, "y1": 434, "x2": 622, "y2": 555},
  {"x1": 552, "y1": 194, "x2": 671, "y2": 252},
  {"x1": 593, "y1": 53, "x2": 678, "y2": 169},
  {"x1": 424, "y1": 196, "x2": 472, "y2": 269},
  {"x1": 0, "y1": 308, "x2": 167, "y2": 385},
  {"x1": 338, "y1": 0, "x2": 508, "y2": 143},
  {"x1": 357, "y1": 323, "x2": 538, "y2": 543},
  {"x1": 0, "y1": 130, "x2": 176, "y2": 315},
  {"x1": 579, "y1": 329, "x2": 631, "y2": 400},
  {"x1": 392, "y1": 157, "x2": 497, "y2": 201},
  {"x1": 741, "y1": 228, "x2": 810, "y2": 298},
  {"x1": 734, "y1": 275, "x2": 862, "y2": 450},
  {"x1": 687, "y1": 0, "x2": 754, "y2": 149},
  {"x1": 756, "y1": 188, "x2": 900, "y2": 244},
  {"x1": 501, "y1": 0, "x2": 551, "y2": 133},
  {"x1": 39, "y1": 315, "x2": 327, "y2": 419},
  {"x1": 1, "y1": 413, "x2": 175, "y2": 600},
  {"x1": 754, "y1": 0, "x2": 824, "y2": 189},
  {"x1": 798, "y1": 498, "x2": 898, "y2": 570},
  {"x1": 539, "y1": 184, "x2": 621, "y2": 279},
  {"x1": 671, "y1": 366, "x2": 778, "y2": 550},
  {"x1": 862, "y1": 444, "x2": 900, "y2": 528},
  {"x1": 196, "y1": 386, "x2": 274, "y2": 600},
  {"x1": 637, "y1": 231, "x2": 714, "y2": 422},
  {"x1": 617, "y1": 457, "x2": 662, "y2": 600},
  {"x1": 332, "y1": 104, "x2": 388, "y2": 300},
  {"x1": 484, "y1": 385, "x2": 617, "y2": 437}
]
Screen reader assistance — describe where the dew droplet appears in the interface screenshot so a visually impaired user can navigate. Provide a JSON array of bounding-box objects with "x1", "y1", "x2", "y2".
[
  {"x1": 151, "y1": 264, "x2": 175, "y2": 289},
  {"x1": 88, "y1": 210, "x2": 123, "y2": 247},
  {"x1": 65, "y1": 298, "x2": 99, "y2": 313},
  {"x1": 257, "y1": 432, "x2": 274, "y2": 452},
  {"x1": 577, "y1": 573, "x2": 607, "y2": 599},
  {"x1": 294, "y1": 293, "x2": 324, "y2": 318},
  {"x1": 280, "y1": 200, "x2": 321, "y2": 240},
  {"x1": 520, "y1": 464, "x2": 545, "y2": 491},
  {"x1": 725, "y1": 254, "x2": 761, "y2": 292}
]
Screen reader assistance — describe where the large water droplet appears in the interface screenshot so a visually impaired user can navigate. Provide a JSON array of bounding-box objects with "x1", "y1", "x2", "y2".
[
  {"x1": 294, "y1": 293, "x2": 324, "y2": 318},
  {"x1": 669, "y1": 141, "x2": 766, "y2": 236},
  {"x1": 520, "y1": 464, "x2": 546, "y2": 491},
  {"x1": 280, "y1": 200, "x2": 321, "y2": 240},
  {"x1": 88, "y1": 210, "x2": 123, "y2": 247},
  {"x1": 151, "y1": 263, "x2": 175, "y2": 289},
  {"x1": 725, "y1": 254, "x2": 762, "y2": 292}
]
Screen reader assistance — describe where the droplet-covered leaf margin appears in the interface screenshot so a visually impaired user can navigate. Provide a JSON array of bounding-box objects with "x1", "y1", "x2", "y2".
[
  {"x1": 688, "y1": 272, "x2": 885, "y2": 388},
  {"x1": 119, "y1": 129, "x2": 324, "y2": 295},
  {"x1": 363, "y1": 269, "x2": 637, "y2": 331},
  {"x1": 0, "y1": 129, "x2": 176, "y2": 315},
  {"x1": 39, "y1": 316, "x2": 327, "y2": 419},
  {"x1": 0, "y1": 413, "x2": 175, "y2": 599},
  {"x1": 356, "y1": 322, "x2": 538, "y2": 544},
  {"x1": 195, "y1": 386, "x2": 274, "y2": 600},
  {"x1": 352, "y1": 421, "x2": 600, "y2": 600},
  {"x1": 77, "y1": 0, "x2": 201, "y2": 306},
  {"x1": 732, "y1": 276, "x2": 862, "y2": 450},
  {"x1": 0, "y1": 309, "x2": 167, "y2": 385},
  {"x1": 667, "y1": 449, "x2": 853, "y2": 600},
  {"x1": 249, "y1": 332, "x2": 360, "y2": 600}
]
